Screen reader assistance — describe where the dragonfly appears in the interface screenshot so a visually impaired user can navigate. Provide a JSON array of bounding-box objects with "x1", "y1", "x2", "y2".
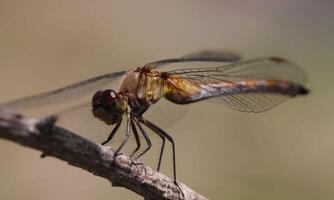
[{"x1": 0, "y1": 50, "x2": 309, "y2": 195}]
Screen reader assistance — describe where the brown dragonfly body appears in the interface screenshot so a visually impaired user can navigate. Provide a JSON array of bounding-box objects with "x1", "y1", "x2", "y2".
[
  {"x1": 93, "y1": 56, "x2": 308, "y2": 127},
  {"x1": 0, "y1": 50, "x2": 309, "y2": 198}
]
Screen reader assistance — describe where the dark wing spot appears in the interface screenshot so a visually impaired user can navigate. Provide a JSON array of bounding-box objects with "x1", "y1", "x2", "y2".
[{"x1": 270, "y1": 57, "x2": 287, "y2": 63}]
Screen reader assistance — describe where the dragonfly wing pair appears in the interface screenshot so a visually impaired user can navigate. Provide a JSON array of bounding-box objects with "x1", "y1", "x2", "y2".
[{"x1": 0, "y1": 50, "x2": 308, "y2": 121}]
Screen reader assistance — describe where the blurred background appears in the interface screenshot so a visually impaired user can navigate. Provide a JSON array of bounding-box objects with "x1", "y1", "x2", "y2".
[{"x1": 0, "y1": 0, "x2": 333, "y2": 199}]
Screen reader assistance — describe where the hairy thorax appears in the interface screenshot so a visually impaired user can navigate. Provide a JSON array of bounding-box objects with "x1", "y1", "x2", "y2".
[{"x1": 118, "y1": 68, "x2": 167, "y2": 105}]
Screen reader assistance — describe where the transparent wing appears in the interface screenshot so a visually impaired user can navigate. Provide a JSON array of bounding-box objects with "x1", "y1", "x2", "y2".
[
  {"x1": 210, "y1": 93, "x2": 290, "y2": 113},
  {"x1": 143, "y1": 98, "x2": 188, "y2": 129},
  {"x1": 167, "y1": 57, "x2": 308, "y2": 113},
  {"x1": 55, "y1": 103, "x2": 113, "y2": 142},
  {"x1": 144, "y1": 49, "x2": 242, "y2": 69},
  {"x1": 170, "y1": 57, "x2": 306, "y2": 84},
  {"x1": 0, "y1": 70, "x2": 126, "y2": 117}
]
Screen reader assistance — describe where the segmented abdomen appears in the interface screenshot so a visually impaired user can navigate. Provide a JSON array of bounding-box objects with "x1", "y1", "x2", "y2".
[{"x1": 164, "y1": 78, "x2": 308, "y2": 104}]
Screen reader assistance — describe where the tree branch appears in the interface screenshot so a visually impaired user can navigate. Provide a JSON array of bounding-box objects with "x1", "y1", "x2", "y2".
[{"x1": 0, "y1": 109, "x2": 208, "y2": 200}]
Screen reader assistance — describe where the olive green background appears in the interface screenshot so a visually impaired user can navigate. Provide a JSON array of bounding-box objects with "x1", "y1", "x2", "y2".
[{"x1": 0, "y1": 1, "x2": 333, "y2": 199}]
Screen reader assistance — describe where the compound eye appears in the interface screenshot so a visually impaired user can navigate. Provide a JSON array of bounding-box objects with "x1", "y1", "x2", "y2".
[
  {"x1": 92, "y1": 90, "x2": 102, "y2": 100},
  {"x1": 100, "y1": 90, "x2": 119, "y2": 108},
  {"x1": 110, "y1": 90, "x2": 116, "y2": 98},
  {"x1": 92, "y1": 90, "x2": 103, "y2": 107},
  {"x1": 104, "y1": 90, "x2": 117, "y2": 104}
]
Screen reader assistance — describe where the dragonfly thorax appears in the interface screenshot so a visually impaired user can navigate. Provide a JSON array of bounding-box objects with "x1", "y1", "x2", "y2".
[
  {"x1": 119, "y1": 68, "x2": 166, "y2": 105},
  {"x1": 91, "y1": 89, "x2": 126, "y2": 125}
]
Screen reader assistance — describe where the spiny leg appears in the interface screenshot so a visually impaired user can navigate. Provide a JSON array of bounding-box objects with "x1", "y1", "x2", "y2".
[
  {"x1": 138, "y1": 118, "x2": 165, "y2": 171},
  {"x1": 137, "y1": 117, "x2": 165, "y2": 171},
  {"x1": 138, "y1": 118, "x2": 177, "y2": 181},
  {"x1": 101, "y1": 119, "x2": 122, "y2": 145},
  {"x1": 133, "y1": 120, "x2": 152, "y2": 160},
  {"x1": 155, "y1": 130, "x2": 165, "y2": 172},
  {"x1": 137, "y1": 117, "x2": 184, "y2": 198},
  {"x1": 140, "y1": 118, "x2": 165, "y2": 171},
  {"x1": 129, "y1": 119, "x2": 142, "y2": 158},
  {"x1": 114, "y1": 116, "x2": 131, "y2": 155}
]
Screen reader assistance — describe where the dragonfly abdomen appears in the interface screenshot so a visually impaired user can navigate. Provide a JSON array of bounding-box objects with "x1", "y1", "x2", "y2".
[
  {"x1": 164, "y1": 79, "x2": 308, "y2": 104},
  {"x1": 223, "y1": 80, "x2": 309, "y2": 96}
]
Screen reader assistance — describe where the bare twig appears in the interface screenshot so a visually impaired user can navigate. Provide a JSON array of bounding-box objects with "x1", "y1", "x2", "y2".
[{"x1": 0, "y1": 109, "x2": 208, "y2": 200}]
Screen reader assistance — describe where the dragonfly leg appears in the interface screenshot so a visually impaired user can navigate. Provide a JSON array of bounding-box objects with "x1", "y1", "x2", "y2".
[
  {"x1": 137, "y1": 117, "x2": 165, "y2": 171},
  {"x1": 155, "y1": 131, "x2": 165, "y2": 172},
  {"x1": 133, "y1": 120, "x2": 152, "y2": 160},
  {"x1": 114, "y1": 116, "x2": 131, "y2": 156},
  {"x1": 101, "y1": 119, "x2": 122, "y2": 145},
  {"x1": 137, "y1": 117, "x2": 184, "y2": 198},
  {"x1": 139, "y1": 118, "x2": 176, "y2": 179},
  {"x1": 129, "y1": 119, "x2": 142, "y2": 158}
]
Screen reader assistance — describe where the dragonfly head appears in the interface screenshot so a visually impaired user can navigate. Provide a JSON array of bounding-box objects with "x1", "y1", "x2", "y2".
[{"x1": 91, "y1": 89, "x2": 126, "y2": 125}]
